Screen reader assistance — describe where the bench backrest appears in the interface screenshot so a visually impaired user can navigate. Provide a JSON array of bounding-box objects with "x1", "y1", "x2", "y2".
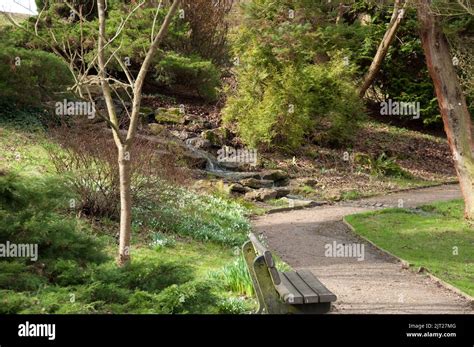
[
  {"x1": 248, "y1": 233, "x2": 281, "y2": 285},
  {"x1": 243, "y1": 233, "x2": 336, "y2": 313}
]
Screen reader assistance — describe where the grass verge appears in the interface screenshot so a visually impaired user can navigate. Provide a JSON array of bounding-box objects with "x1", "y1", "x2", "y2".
[{"x1": 345, "y1": 200, "x2": 474, "y2": 296}]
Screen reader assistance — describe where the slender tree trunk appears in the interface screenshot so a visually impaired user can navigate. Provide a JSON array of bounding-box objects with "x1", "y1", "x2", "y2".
[
  {"x1": 116, "y1": 0, "x2": 181, "y2": 265},
  {"x1": 418, "y1": 0, "x2": 474, "y2": 219},
  {"x1": 118, "y1": 146, "x2": 132, "y2": 265},
  {"x1": 359, "y1": 0, "x2": 408, "y2": 98},
  {"x1": 96, "y1": 0, "x2": 181, "y2": 266}
]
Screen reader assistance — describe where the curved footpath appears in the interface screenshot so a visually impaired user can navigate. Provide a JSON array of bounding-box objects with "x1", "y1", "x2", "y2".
[{"x1": 252, "y1": 184, "x2": 473, "y2": 313}]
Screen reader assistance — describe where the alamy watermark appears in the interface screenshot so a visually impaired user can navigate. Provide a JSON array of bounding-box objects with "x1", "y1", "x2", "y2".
[
  {"x1": 55, "y1": 99, "x2": 96, "y2": 119},
  {"x1": 0, "y1": 241, "x2": 38, "y2": 261},
  {"x1": 18, "y1": 321, "x2": 55, "y2": 341},
  {"x1": 380, "y1": 99, "x2": 420, "y2": 120},
  {"x1": 217, "y1": 146, "x2": 258, "y2": 167},
  {"x1": 325, "y1": 241, "x2": 365, "y2": 261}
]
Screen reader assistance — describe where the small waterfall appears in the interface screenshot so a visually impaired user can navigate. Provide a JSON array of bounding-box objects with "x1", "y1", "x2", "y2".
[
  {"x1": 183, "y1": 139, "x2": 265, "y2": 182},
  {"x1": 184, "y1": 139, "x2": 224, "y2": 172}
]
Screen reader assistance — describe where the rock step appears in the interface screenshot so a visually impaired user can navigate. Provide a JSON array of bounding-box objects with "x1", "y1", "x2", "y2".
[{"x1": 243, "y1": 187, "x2": 291, "y2": 201}]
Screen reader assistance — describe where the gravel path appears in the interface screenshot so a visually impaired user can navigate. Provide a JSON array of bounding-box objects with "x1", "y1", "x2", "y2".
[{"x1": 252, "y1": 184, "x2": 473, "y2": 314}]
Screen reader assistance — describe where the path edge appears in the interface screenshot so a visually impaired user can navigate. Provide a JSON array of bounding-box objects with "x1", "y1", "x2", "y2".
[
  {"x1": 342, "y1": 216, "x2": 474, "y2": 307},
  {"x1": 261, "y1": 182, "x2": 459, "y2": 215}
]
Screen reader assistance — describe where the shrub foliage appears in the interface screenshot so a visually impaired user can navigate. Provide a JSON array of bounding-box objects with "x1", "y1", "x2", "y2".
[{"x1": 223, "y1": 0, "x2": 364, "y2": 150}]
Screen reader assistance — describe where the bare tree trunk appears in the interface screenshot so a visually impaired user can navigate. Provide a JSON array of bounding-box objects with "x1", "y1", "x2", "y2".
[
  {"x1": 118, "y1": 146, "x2": 132, "y2": 265},
  {"x1": 96, "y1": 0, "x2": 182, "y2": 266},
  {"x1": 418, "y1": 0, "x2": 474, "y2": 219},
  {"x1": 359, "y1": 0, "x2": 408, "y2": 98}
]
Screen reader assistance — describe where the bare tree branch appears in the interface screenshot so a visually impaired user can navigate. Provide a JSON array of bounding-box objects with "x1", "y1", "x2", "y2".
[
  {"x1": 97, "y1": 0, "x2": 124, "y2": 147},
  {"x1": 151, "y1": 0, "x2": 164, "y2": 43},
  {"x1": 126, "y1": 0, "x2": 182, "y2": 146}
]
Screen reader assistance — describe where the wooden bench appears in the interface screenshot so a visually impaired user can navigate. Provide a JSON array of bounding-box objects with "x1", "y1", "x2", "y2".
[{"x1": 242, "y1": 233, "x2": 337, "y2": 314}]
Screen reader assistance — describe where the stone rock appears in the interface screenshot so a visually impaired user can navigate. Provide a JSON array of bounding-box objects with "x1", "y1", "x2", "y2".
[
  {"x1": 155, "y1": 107, "x2": 184, "y2": 124},
  {"x1": 95, "y1": 97, "x2": 128, "y2": 116},
  {"x1": 261, "y1": 170, "x2": 289, "y2": 184},
  {"x1": 301, "y1": 178, "x2": 318, "y2": 187},
  {"x1": 181, "y1": 151, "x2": 208, "y2": 169},
  {"x1": 138, "y1": 107, "x2": 154, "y2": 129},
  {"x1": 326, "y1": 191, "x2": 342, "y2": 201},
  {"x1": 140, "y1": 106, "x2": 154, "y2": 116},
  {"x1": 245, "y1": 188, "x2": 278, "y2": 202},
  {"x1": 201, "y1": 127, "x2": 230, "y2": 147},
  {"x1": 207, "y1": 171, "x2": 261, "y2": 181},
  {"x1": 149, "y1": 123, "x2": 167, "y2": 136},
  {"x1": 240, "y1": 177, "x2": 274, "y2": 189},
  {"x1": 218, "y1": 161, "x2": 248, "y2": 171},
  {"x1": 229, "y1": 183, "x2": 251, "y2": 194},
  {"x1": 216, "y1": 145, "x2": 259, "y2": 170},
  {"x1": 280, "y1": 197, "x2": 316, "y2": 208},
  {"x1": 186, "y1": 137, "x2": 212, "y2": 150},
  {"x1": 201, "y1": 120, "x2": 213, "y2": 129},
  {"x1": 275, "y1": 187, "x2": 291, "y2": 198},
  {"x1": 170, "y1": 130, "x2": 193, "y2": 141}
]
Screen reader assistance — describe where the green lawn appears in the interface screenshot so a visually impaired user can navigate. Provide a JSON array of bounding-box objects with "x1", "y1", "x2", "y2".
[
  {"x1": 0, "y1": 126, "x2": 56, "y2": 175},
  {"x1": 345, "y1": 200, "x2": 474, "y2": 296}
]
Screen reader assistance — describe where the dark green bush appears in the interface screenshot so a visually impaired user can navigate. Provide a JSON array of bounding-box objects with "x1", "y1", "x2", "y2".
[
  {"x1": 0, "y1": 290, "x2": 34, "y2": 314},
  {"x1": 0, "y1": 261, "x2": 47, "y2": 291},
  {"x1": 35, "y1": 0, "x2": 97, "y2": 20},
  {"x1": 0, "y1": 102, "x2": 51, "y2": 130},
  {"x1": 82, "y1": 282, "x2": 130, "y2": 305},
  {"x1": 120, "y1": 260, "x2": 194, "y2": 293},
  {"x1": 0, "y1": 44, "x2": 73, "y2": 106},
  {"x1": 6, "y1": 2, "x2": 224, "y2": 102},
  {"x1": 48, "y1": 259, "x2": 91, "y2": 286},
  {"x1": 0, "y1": 172, "x2": 108, "y2": 267},
  {"x1": 368, "y1": 11, "x2": 441, "y2": 124},
  {"x1": 154, "y1": 52, "x2": 220, "y2": 102},
  {"x1": 153, "y1": 280, "x2": 217, "y2": 314},
  {"x1": 100, "y1": 5, "x2": 221, "y2": 101}
]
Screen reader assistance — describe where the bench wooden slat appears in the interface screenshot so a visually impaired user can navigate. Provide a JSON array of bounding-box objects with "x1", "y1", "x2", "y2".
[
  {"x1": 245, "y1": 234, "x2": 336, "y2": 312},
  {"x1": 249, "y1": 233, "x2": 275, "y2": 268},
  {"x1": 296, "y1": 270, "x2": 337, "y2": 303},
  {"x1": 268, "y1": 266, "x2": 281, "y2": 285},
  {"x1": 276, "y1": 274, "x2": 304, "y2": 304},
  {"x1": 282, "y1": 271, "x2": 320, "y2": 304}
]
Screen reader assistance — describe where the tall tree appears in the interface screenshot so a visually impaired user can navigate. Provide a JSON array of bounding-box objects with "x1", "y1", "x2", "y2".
[
  {"x1": 97, "y1": 0, "x2": 182, "y2": 265},
  {"x1": 359, "y1": 0, "x2": 409, "y2": 98},
  {"x1": 3, "y1": 0, "x2": 182, "y2": 264},
  {"x1": 417, "y1": 0, "x2": 474, "y2": 219}
]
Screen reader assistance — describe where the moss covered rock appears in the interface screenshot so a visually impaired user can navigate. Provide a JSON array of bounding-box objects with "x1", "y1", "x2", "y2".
[
  {"x1": 155, "y1": 108, "x2": 184, "y2": 124},
  {"x1": 201, "y1": 127, "x2": 230, "y2": 147},
  {"x1": 149, "y1": 124, "x2": 167, "y2": 136}
]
